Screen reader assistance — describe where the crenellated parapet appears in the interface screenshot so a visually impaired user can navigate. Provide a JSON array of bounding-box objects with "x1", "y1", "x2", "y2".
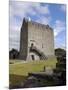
[{"x1": 22, "y1": 18, "x2": 53, "y2": 31}]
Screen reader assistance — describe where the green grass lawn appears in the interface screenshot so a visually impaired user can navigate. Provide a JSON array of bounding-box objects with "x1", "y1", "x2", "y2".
[
  {"x1": 9, "y1": 57, "x2": 57, "y2": 88},
  {"x1": 9, "y1": 57, "x2": 57, "y2": 76}
]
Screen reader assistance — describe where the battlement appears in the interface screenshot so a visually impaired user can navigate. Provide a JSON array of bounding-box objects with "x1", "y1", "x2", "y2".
[
  {"x1": 29, "y1": 21, "x2": 53, "y2": 31},
  {"x1": 23, "y1": 18, "x2": 53, "y2": 31}
]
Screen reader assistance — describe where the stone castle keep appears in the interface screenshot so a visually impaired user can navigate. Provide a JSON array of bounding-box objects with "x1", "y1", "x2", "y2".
[{"x1": 19, "y1": 18, "x2": 54, "y2": 60}]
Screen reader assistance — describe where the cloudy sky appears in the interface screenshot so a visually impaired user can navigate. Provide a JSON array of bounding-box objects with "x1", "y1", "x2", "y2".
[{"x1": 9, "y1": 0, "x2": 66, "y2": 51}]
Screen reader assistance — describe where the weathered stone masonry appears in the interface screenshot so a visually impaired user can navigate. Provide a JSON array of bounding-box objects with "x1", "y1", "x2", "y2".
[{"x1": 19, "y1": 18, "x2": 55, "y2": 60}]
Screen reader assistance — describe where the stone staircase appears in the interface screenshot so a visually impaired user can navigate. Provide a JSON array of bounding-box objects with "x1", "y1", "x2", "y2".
[{"x1": 30, "y1": 46, "x2": 47, "y2": 60}]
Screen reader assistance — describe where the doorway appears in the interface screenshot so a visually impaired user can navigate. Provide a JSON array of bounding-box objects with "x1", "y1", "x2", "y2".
[{"x1": 31, "y1": 55, "x2": 35, "y2": 60}]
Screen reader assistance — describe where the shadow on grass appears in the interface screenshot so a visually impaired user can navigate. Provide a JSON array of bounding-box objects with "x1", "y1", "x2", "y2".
[
  {"x1": 9, "y1": 74, "x2": 28, "y2": 89},
  {"x1": 9, "y1": 74, "x2": 66, "y2": 89}
]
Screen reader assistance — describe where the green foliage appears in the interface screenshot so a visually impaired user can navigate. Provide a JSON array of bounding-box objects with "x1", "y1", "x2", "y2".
[{"x1": 55, "y1": 48, "x2": 66, "y2": 57}]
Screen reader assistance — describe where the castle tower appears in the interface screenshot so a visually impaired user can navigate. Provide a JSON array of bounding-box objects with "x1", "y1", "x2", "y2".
[{"x1": 19, "y1": 18, "x2": 55, "y2": 60}]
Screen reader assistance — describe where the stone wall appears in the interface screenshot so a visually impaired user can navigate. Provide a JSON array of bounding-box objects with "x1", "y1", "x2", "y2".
[
  {"x1": 19, "y1": 18, "x2": 55, "y2": 60},
  {"x1": 19, "y1": 19, "x2": 28, "y2": 60},
  {"x1": 27, "y1": 21, "x2": 54, "y2": 60}
]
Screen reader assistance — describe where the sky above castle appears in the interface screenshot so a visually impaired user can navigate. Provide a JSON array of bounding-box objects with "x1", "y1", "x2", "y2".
[{"x1": 9, "y1": 1, "x2": 66, "y2": 51}]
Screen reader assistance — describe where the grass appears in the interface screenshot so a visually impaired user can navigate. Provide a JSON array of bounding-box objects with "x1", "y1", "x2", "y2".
[
  {"x1": 9, "y1": 58, "x2": 57, "y2": 76},
  {"x1": 9, "y1": 57, "x2": 57, "y2": 88}
]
